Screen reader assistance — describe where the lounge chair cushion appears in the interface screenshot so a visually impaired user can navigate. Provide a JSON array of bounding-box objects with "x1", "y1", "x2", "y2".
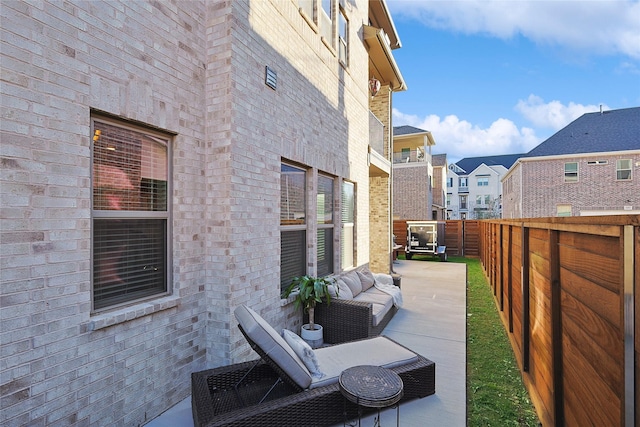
[
  {"x1": 340, "y1": 271, "x2": 362, "y2": 297},
  {"x1": 309, "y1": 336, "x2": 420, "y2": 389},
  {"x1": 234, "y1": 305, "x2": 313, "y2": 389},
  {"x1": 357, "y1": 269, "x2": 376, "y2": 292},
  {"x1": 282, "y1": 329, "x2": 324, "y2": 379}
]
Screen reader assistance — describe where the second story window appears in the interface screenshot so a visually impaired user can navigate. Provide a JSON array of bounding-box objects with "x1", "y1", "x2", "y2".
[
  {"x1": 459, "y1": 195, "x2": 468, "y2": 210},
  {"x1": 320, "y1": 0, "x2": 332, "y2": 44},
  {"x1": 564, "y1": 162, "x2": 578, "y2": 183},
  {"x1": 477, "y1": 177, "x2": 489, "y2": 186},
  {"x1": 616, "y1": 159, "x2": 632, "y2": 180},
  {"x1": 459, "y1": 177, "x2": 468, "y2": 187},
  {"x1": 338, "y1": 6, "x2": 348, "y2": 65}
]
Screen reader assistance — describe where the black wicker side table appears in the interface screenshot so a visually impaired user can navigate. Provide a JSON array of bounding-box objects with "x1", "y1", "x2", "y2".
[{"x1": 338, "y1": 365, "x2": 404, "y2": 427}]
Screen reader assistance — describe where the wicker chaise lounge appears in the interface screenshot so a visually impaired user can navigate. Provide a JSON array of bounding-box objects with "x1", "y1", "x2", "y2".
[{"x1": 191, "y1": 305, "x2": 435, "y2": 427}]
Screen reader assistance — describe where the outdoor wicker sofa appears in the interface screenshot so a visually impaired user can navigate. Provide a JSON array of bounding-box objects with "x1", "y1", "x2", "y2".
[
  {"x1": 191, "y1": 305, "x2": 435, "y2": 427},
  {"x1": 311, "y1": 268, "x2": 402, "y2": 343}
]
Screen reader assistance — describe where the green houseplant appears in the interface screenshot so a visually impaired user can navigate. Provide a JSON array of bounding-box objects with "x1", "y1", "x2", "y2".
[{"x1": 282, "y1": 275, "x2": 336, "y2": 347}]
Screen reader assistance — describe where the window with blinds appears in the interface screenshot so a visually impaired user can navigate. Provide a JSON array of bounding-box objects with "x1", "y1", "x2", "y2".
[
  {"x1": 317, "y1": 174, "x2": 334, "y2": 277},
  {"x1": 341, "y1": 181, "x2": 354, "y2": 269},
  {"x1": 92, "y1": 118, "x2": 169, "y2": 311},
  {"x1": 281, "y1": 163, "x2": 307, "y2": 290}
]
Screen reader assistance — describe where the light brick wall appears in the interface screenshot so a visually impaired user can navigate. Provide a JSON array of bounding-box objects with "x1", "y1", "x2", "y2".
[
  {"x1": 393, "y1": 164, "x2": 431, "y2": 220},
  {"x1": 503, "y1": 153, "x2": 640, "y2": 218},
  {"x1": 369, "y1": 176, "x2": 390, "y2": 273},
  {"x1": 1, "y1": 0, "x2": 372, "y2": 425}
]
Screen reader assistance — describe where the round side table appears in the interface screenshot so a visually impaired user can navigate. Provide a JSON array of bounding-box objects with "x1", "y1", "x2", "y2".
[{"x1": 338, "y1": 365, "x2": 404, "y2": 427}]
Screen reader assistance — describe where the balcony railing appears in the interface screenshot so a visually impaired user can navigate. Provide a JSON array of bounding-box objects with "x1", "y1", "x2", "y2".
[
  {"x1": 369, "y1": 112, "x2": 385, "y2": 157},
  {"x1": 392, "y1": 149, "x2": 429, "y2": 164}
]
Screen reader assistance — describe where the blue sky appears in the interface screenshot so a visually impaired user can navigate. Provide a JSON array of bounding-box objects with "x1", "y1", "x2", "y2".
[{"x1": 386, "y1": 0, "x2": 640, "y2": 163}]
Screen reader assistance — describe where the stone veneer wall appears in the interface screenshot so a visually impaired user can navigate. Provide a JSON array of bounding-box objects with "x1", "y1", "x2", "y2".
[{"x1": 0, "y1": 0, "x2": 371, "y2": 425}]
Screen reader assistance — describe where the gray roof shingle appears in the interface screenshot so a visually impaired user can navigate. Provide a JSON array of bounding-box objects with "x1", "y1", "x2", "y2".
[
  {"x1": 393, "y1": 125, "x2": 429, "y2": 136},
  {"x1": 455, "y1": 154, "x2": 523, "y2": 174},
  {"x1": 525, "y1": 107, "x2": 640, "y2": 158}
]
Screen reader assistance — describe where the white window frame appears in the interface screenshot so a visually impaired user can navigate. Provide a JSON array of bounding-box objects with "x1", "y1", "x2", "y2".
[
  {"x1": 564, "y1": 162, "x2": 578, "y2": 183},
  {"x1": 557, "y1": 204, "x2": 572, "y2": 217},
  {"x1": 338, "y1": 6, "x2": 348, "y2": 65},
  {"x1": 341, "y1": 180, "x2": 355, "y2": 270},
  {"x1": 616, "y1": 159, "x2": 632, "y2": 180}
]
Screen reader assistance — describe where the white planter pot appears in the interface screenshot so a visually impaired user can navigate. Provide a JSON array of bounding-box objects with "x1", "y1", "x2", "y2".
[{"x1": 301, "y1": 324, "x2": 323, "y2": 348}]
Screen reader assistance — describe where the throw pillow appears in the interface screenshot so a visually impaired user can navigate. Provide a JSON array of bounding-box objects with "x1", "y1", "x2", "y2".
[
  {"x1": 334, "y1": 279, "x2": 353, "y2": 299},
  {"x1": 341, "y1": 271, "x2": 362, "y2": 296},
  {"x1": 282, "y1": 329, "x2": 325, "y2": 379},
  {"x1": 357, "y1": 269, "x2": 376, "y2": 291}
]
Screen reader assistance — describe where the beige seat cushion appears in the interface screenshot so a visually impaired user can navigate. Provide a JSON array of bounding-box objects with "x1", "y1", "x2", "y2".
[
  {"x1": 234, "y1": 305, "x2": 312, "y2": 389},
  {"x1": 353, "y1": 288, "x2": 394, "y2": 326},
  {"x1": 309, "y1": 336, "x2": 419, "y2": 389}
]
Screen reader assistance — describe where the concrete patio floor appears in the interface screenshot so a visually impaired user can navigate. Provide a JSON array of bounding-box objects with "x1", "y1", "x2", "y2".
[{"x1": 146, "y1": 259, "x2": 467, "y2": 427}]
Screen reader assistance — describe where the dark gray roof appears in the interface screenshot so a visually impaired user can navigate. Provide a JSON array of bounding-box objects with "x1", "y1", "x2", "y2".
[
  {"x1": 393, "y1": 125, "x2": 429, "y2": 136},
  {"x1": 432, "y1": 153, "x2": 447, "y2": 167},
  {"x1": 525, "y1": 107, "x2": 640, "y2": 158},
  {"x1": 455, "y1": 154, "x2": 523, "y2": 174}
]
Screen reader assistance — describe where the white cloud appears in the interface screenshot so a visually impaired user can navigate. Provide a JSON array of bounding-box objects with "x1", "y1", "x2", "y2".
[
  {"x1": 515, "y1": 95, "x2": 608, "y2": 130},
  {"x1": 388, "y1": 0, "x2": 640, "y2": 59},
  {"x1": 393, "y1": 109, "x2": 540, "y2": 163}
]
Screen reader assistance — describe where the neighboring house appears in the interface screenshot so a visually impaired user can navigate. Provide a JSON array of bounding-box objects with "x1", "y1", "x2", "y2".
[
  {"x1": 0, "y1": 1, "x2": 405, "y2": 426},
  {"x1": 391, "y1": 125, "x2": 437, "y2": 220},
  {"x1": 431, "y1": 154, "x2": 448, "y2": 219},
  {"x1": 503, "y1": 107, "x2": 640, "y2": 218},
  {"x1": 447, "y1": 154, "x2": 522, "y2": 219}
]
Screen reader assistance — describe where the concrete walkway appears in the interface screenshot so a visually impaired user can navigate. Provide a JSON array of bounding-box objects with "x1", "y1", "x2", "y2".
[{"x1": 146, "y1": 259, "x2": 467, "y2": 427}]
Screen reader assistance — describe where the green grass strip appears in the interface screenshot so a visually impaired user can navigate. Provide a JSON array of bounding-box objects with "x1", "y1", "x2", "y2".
[{"x1": 457, "y1": 256, "x2": 539, "y2": 426}]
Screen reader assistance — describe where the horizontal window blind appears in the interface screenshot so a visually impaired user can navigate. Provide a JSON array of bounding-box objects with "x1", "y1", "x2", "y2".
[
  {"x1": 317, "y1": 228, "x2": 333, "y2": 277},
  {"x1": 93, "y1": 219, "x2": 167, "y2": 310},
  {"x1": 281, "y1": 230, "x2": 306, "y2": 291}
]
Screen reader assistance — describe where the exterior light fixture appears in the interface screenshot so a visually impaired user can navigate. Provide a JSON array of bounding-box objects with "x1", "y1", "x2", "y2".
[{"x1": 369, "y1": 78, "x2": 381, "y2": 97}]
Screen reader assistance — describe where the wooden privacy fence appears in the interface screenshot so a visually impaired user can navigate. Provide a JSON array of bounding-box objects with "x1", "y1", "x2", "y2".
[
  {"x1": 479, "y1": 215, "x2": 639, "y2": 427},
  {"x1": 393, "y1": 220, "x2": 480, "y2": 257}
]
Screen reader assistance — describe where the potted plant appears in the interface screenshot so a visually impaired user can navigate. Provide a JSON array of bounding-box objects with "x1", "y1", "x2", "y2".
[{"x1": 282, "y1": 275, "x2": 336, "y2": 347}]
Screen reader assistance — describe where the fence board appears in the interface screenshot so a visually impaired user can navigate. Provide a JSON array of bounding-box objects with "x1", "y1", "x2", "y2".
[
  {"x1": 562, "y1": 298, "x2": 623, "y2": 394},
  {"x1": 561, "y1": 266, "x2": 621, "y2": 329},
  {"x1": 563, "y1": 328, "x2": 621, "y2": 427}
]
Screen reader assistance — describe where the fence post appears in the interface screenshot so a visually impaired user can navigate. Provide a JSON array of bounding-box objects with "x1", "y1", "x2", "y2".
[
  {"x1": 623, "y1": 225, "x2": 635, "y2": 427},
  {"x1": 550, "y1": 229, "x2": 564, "y2": 426},
  {"x1": 521, "y1": 225, "x2": 530, "y2": 372}
]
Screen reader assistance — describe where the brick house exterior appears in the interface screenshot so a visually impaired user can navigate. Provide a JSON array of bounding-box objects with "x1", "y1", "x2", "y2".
[
  {"x1": 392, "y1": 125, "x2": 436, "y2": 221},
  {"x1": 503, "y1": 107, "x2": 640, "y2": 218},
  {"x1": 0, "y1": 1, "x2": 404, "y2": 425}
]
